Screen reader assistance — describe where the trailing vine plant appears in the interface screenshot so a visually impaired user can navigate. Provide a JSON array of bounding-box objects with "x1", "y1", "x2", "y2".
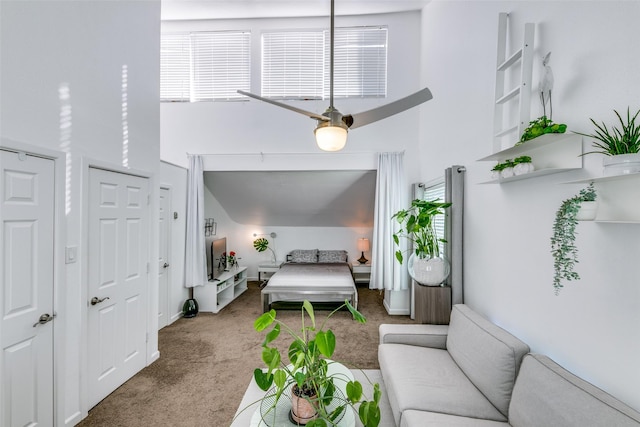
[{"x1": 550, "y1": 183, "x2": 596, "y2": 295}]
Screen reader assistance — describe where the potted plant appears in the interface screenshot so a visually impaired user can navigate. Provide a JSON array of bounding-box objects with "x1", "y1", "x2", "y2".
[
  {"x1": 575, "y1": 107, "x2": 640, "y2": 176},
  {"x1": 517, "y1": 115, "x2": 567, "y2": 144},
  {"x1": 392, "y1": 198, "x2": 452, "y2": 286},
  {"x1": 550, "y1": 183, "x2": 597, "y2": 295},
  {"x1": 248, "y1": 300, "x2": 381, "y2": 427},
  {"x1": 513, "y1": 155, "x2": 534, "y2": 175},
  {"x1": 253, "y1": 237, "x2": 277, "y2": 264}
]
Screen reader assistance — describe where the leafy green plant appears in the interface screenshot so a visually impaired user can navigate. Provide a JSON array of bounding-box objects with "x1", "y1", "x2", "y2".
[
  {"x1": 513, "y1": 155, "x2": 532, "y2": 164},
  {"x1": 550, "y1": 183, "x2": 596, "y2": 295},
  {"x1": 249, "y1": 300, "x2": 381, "y2": 427},
  {"x1": 518, "y1": 116, "x2": 567, "y2": 144},
  {"x1": 253, "y1": 237, "x2": 277, "y2": 263},
  {"x1": 576, "y1": 107, "x2": 640, "y2": 156},
  {"x1": 392, "y1": 198, "x2": 451, "y2": 264}
]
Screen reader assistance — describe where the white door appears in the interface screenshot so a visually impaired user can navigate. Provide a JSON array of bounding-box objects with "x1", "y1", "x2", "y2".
[
  {"x1": 87, "y1": 167, "x2": 149, "y2": 408},
  {"x1": 158, "y1": 187, "x2": 170, "y2": 329},
  {"x1": 0, "y1": 150, "x2": 55, "y2": 427}
]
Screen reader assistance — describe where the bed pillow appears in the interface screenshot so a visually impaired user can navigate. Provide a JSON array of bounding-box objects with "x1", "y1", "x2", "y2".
[
  {"x1": 318, "y1": 250, "x2": 348, "y2": 263},
  {"x1": 289, "y1": 249, "x2": 318, "y2": 263}
]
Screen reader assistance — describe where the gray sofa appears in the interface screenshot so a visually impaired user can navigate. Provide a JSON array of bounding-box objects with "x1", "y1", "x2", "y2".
[{"x1": 379, "y1": 304, "x2": 640, "y2": 427}]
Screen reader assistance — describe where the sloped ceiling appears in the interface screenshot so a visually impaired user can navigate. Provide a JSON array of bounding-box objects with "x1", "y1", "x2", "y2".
[{"x1": 204, "y1": 170, "x2": 376, "y2": 227}]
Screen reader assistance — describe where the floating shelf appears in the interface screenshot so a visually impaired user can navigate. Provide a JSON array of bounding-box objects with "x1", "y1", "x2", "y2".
[{"x1": 478, "y1": 133, "x2": 583, "y2": 183}]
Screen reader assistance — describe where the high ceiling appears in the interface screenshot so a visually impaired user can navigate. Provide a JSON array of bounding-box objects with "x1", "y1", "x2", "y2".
[
  {"x1": 161, "y1": 0, "x2": 430, "y2": 21},
  {"x1": 204, "y1": 170, "x2": 377, "y2": 227}
]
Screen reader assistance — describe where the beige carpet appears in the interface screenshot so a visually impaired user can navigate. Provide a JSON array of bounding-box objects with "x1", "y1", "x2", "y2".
[{"x1": 77, "y1": 281, "x2": 415, "y2": 426}]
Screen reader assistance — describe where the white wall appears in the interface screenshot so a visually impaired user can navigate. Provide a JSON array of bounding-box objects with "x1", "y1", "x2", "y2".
[
  {"x1": 0, "y1": 1, "x2": 161, "y2": 425},
  {"x1": 420, "y1": 1, "x2": 640, "y2": 411}
]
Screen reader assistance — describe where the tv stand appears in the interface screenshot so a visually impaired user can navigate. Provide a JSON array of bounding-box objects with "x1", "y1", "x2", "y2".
[{"x1": 197, "y1": 267, "x2": 248, "y2": 313}]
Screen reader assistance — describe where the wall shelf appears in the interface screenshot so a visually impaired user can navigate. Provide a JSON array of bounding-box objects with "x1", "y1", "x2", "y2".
[
  {"x1": 478, "y1": 133, "x2": 583, "y2": 183},
  {"x1": 564, "y1": 172, "x2": 640, "y2": 223}
]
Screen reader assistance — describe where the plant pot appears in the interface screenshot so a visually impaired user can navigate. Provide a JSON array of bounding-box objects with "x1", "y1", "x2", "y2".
[
  {"x1": 408, "y1": 253, "x2": 450, "y2": 286},
  {"x1": 500, "y1": 167, "x2": 514, "y2": 179},
  {"x1": 576, "y1": 201, "x2": 598, "y2": 221},
  {"x1": 290, "y1": 385, "x2": 318, "y2": 425},
  {"x1": 513, "y1": 162, "x2": 535, "y2": 175},
  {"x1": 603, "y1": 153, "x2": 640, "y2": 176}
]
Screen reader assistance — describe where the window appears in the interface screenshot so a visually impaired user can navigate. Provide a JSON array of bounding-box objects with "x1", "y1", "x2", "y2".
[
  {"x1": 262, "y1": 32, "x2": 324, "y2": 99},
  {"x1": 160, "y1": 34, "x2": 190, "y2": 102},
  {"x1": 160, "y1": 31, "x2": 251, "y2": 102},
  {"x1": 326, "y1": 27, "x2": 387, "y2": 98},
  {"x1": 262, "y1": 26, "x2": 387, "y2": 99}
]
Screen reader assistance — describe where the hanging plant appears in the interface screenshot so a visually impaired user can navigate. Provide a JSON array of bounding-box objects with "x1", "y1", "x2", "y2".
[{"x1": 550, "y1": 183, "x2": 596, "y2": 295}]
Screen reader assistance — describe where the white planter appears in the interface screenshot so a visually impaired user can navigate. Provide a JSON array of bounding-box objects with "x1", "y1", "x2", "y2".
[
  {"x1": 576, "y1": 201, "x2": 598, "y2": 221},
  {"x1": 500, "y1": 167, "x2": 514, "y2": 179},
  {"x1": 513, "y1": 162, "x2": 535, "y2": 175},
  {"x1": 408, "y1": 254, "x2": 450, "y2": 286},
  {"x1": 603, "y1": 153, "x2": 640, "y2": 176}
]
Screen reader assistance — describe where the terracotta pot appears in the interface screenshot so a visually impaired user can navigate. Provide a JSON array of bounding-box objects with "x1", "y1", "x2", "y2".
[{"x1": 290, "y1": 385, "x2": 318, "y2": 425}]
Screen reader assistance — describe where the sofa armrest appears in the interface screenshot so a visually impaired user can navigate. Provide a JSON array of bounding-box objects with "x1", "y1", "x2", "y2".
[{"x1": 379, "y1": 324, "x2": 449, "y2": 349}]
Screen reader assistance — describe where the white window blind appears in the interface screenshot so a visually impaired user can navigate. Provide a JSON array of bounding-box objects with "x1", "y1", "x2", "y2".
[
  {"x1": 160, "y1": 33, "x2": 191, "y2": 102},
  {"x1": 423, "y1": 181, "x2": 446, "y2": 255},
  {"x1": 261, "y1": 26, "x2": 387, "y2": 99},
  {"x1": 160, "y1": 31, "x2": 250, "y2": 102},
  {"x1": 326, "y1": 27, "x2": 387, "y2": 98},
  {"x1": 262, "y1": 32, "x2": 324, "y2": 99},
  {"x1": 191, "y1": 31, "x2": 251, "y2": 101}
]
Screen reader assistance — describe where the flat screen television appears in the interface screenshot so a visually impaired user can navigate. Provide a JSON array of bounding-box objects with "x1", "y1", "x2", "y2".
[{"x1": 210, "y1": 237, "x2": 227, "y2": 281}]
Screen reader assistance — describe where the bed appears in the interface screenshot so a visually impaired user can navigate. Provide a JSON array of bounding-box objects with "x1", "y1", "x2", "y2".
[{"x1": 260, "y1": 249, "x2": 358, "y2": 313}]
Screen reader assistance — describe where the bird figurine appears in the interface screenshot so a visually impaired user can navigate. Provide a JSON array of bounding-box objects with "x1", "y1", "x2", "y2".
[{"x1": 539, "y1": 52, "x2": 554, "y2": 121}]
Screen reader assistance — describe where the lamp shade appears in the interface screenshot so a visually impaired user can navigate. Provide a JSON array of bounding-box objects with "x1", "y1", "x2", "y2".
[
  {"x1": 315, "y1": 125, "x2": 348, "y2": 151},
  {"x1": 357, "y1": 238, "x2": 370, "y2": 252}
]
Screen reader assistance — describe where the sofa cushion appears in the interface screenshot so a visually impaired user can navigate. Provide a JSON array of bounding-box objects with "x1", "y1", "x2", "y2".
[
  {"x1": 400, "y1": 410, "x2": 510, "y2": 427},
  {"x1": 509, "y1": 354, "x2": 640, "y2": 427},
  {"x1": 379, "y1": 343, "x2": 507, "y2": 427},
  {"x1": 446, "y1": 305, "x2": 530, "y2": 418}
]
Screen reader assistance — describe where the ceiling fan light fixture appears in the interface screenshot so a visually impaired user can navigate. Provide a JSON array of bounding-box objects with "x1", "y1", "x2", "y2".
[{"x1": 315, "y1": 121, "x2": 348, "y2": 151}]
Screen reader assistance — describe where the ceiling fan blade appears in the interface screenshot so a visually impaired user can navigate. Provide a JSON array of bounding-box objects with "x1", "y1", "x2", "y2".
[
  {"x1": 238, "y1": 90, "x2": 329, "y2": 122},
  {"x1": 344, "y1": 87, "x2": 433, "y2": 129}
]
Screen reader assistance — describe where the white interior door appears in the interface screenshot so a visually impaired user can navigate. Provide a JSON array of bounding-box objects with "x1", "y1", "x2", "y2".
[
  {"x1": 87, "y1": 167, "x2": 149, "y2": 408},
  {"x1": 158, "y1": 187, "x2": 170, "y2": 329},
  {"x1": 0, "y1": 150, "x2": 55, "y2": 427}
]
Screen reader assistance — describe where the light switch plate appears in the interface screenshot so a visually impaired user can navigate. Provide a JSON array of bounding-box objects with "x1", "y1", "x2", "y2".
[{"x1": 65, "y1": 246, "x2": 78, "y2": 264}]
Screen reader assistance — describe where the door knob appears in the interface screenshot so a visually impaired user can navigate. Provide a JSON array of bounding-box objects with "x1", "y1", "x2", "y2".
[
  {"x1": 33, "y1": 313, "x2": 56, "y2": 327},
  {"x1": 163, "y1": 262, "x2": 170, "y2": 268},
  {"x1": 90, "y1": 296, "x2": 110, "y2": 306}
]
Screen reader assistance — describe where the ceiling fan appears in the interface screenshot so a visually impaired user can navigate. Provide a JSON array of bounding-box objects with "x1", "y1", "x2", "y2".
[{"x1": 238, "y1": 0, "x2": 433, "y2": 151}]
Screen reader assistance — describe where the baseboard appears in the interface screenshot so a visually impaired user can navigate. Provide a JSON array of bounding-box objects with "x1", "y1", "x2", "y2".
[{"x1": 383, "y1": 299, "x2": 410, "y2": 316}]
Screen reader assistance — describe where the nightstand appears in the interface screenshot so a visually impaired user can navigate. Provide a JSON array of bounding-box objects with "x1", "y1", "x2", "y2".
[
  {"x1": 351, "y1": 263, "x2": 371, "y2": 285},
  {"x1": 258, "y1": 261, "x2": 283, "y2": 282}
]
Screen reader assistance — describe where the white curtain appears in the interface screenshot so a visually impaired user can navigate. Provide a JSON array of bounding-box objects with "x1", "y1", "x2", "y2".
[
  {"x1": 184, "y1": 155, "x2": 207, "y2": 288},
  {"x1": 370, "y1": 152, "x2": 409, "y2": 291}
]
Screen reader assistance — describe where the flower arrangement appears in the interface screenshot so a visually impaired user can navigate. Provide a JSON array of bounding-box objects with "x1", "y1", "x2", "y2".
[
  {"x1": 517, "y1": 115, "x2": 567, "y2": 144},
  {"x1": 226, "y1": 251, "x2": 238, "y2": 268}
]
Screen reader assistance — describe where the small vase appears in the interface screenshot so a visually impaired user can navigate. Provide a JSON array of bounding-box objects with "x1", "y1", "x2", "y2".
[
  {"x1": 500, "y1": 167, "x2": 514, "y2": 179},
  {"x1": 513, "y1": 162, "x2": 534, "y2": 175},
  {"x1": 408, "y1": 253, "x2": 450, "y2": 286},
  {"x1": 603, "y1": 153, "x2": 640, "y2": 176},
  {"x1": 576, "y1": 201, "x2": 598, "y2": 221}
]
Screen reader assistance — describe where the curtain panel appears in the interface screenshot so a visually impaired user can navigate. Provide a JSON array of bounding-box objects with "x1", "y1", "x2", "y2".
[
  {"x1": 370, "y1": 152, "x2": 409, "y2": 291},
  {"x1": 184, "y1": 155, "x2": 207, "y2": 288}
]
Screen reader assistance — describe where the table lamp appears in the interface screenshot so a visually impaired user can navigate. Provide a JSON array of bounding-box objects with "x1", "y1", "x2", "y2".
[{"x1": 357, "y1": 238, "x2": 370, "y2": 264}]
